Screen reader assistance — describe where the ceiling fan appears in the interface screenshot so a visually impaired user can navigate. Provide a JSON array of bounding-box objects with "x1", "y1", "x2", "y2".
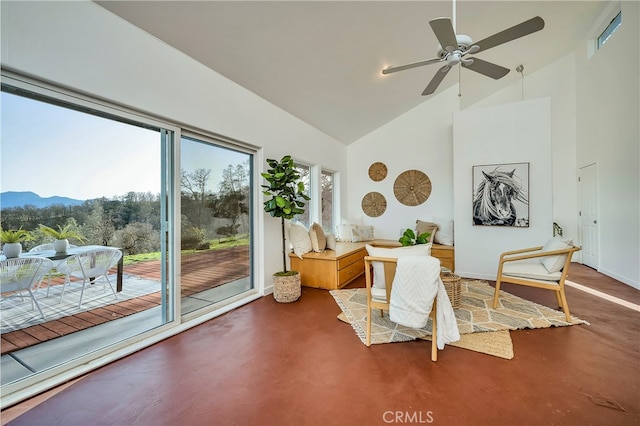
[{"x1": 382, "y1": 8, "x2": 545, "y2": 96}]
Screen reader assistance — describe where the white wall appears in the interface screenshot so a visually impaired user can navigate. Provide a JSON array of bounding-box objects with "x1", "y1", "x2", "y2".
[
  {"x1": 346, "y1": 85, "x2": 460, "y2": 239},
  {"x1": 453, "y1": 98, "x2": 553, "y2": 279},
  {"x1": 574, "y1": 1, "x2": 639, "y2": 288},
  {"x1": 0, "y1": 0, "x2": 349, "y2": 289},
  {"x1": 348, "y1": 2, "x2": 639, "y2": 288}
]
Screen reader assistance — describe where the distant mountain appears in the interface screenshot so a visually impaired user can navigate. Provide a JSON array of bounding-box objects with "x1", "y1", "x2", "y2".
[{"x1": 0, "y1": 191, "x2": 85, "y2": 209}]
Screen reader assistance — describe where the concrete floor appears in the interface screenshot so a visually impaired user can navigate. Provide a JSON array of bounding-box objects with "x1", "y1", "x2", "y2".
[{"x1": 2, "y1": 264, "x2": 639, "y2": 425}]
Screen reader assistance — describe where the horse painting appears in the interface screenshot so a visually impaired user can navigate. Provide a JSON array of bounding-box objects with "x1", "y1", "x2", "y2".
[{"x1": 473, "y1": 167, "x2": 529, "y2": 226}]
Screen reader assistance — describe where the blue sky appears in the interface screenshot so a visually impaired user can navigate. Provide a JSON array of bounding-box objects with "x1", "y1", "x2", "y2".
[{"x1": 1, "y1": 92, "x2": 249, "y2": 200}]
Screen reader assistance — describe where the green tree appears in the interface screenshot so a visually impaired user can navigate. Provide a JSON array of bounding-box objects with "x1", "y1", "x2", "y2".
[{"x1": 209, "y1": 162, "x2": 250, "y2": 236}]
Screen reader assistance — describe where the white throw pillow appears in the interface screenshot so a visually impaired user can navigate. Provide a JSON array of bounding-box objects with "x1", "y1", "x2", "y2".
[
  {"x1": 351, "y1": 224, "x2": 374, "y2": 242},
  {"x1": 289, "y1": 222, "x2": 312, "y2": 259},
  {"x1": 325, "y1": 233, "x2": 337, "y2": 250},
  {"x1": 309, "y1": 222, "x2": 326, "y2": 253},
  {"x1": 365, "y1": 244, "x2": 432, "y2": 288},
  {"x1": 335, "y1": 224, "x2": 353, "y2": 242},
  {"x1": 539, "y1": 237, "x2": 573, "y2": 273},
  {"x1": 433, "y1": 217, "x2": 454, "y2": 246}
]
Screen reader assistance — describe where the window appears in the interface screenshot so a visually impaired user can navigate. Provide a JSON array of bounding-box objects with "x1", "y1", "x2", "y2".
[
  {"x1": 293, "y1": 162, "x2": 311, "y2": 228},
  {"x1": 321, "y1": 170, "x2": 335, "y2": 233},
  {"x1": 597, "y1": 11, "x2": 621, "y2": 49}
]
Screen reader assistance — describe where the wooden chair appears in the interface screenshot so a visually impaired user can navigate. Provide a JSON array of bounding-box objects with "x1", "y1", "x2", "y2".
[
  {"x1": 364, "y1": 255, "x2": 438, "y2": 362},
  {"x1": 492, "y1": 241, "x2": 581, "y2": 322}
]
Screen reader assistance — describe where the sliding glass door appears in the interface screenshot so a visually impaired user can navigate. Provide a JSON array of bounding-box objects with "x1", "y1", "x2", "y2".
[
  {"x1": 0, "y1": 85, "x2": 172, "y2": 386},
  {"x1": 179, "y1": 135, "x2": 253, "y2": 316}
]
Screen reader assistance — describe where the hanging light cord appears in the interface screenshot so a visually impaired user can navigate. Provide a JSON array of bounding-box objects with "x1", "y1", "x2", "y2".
[{"x1": 516, "y1": 64, "x2": 524, "y2": 100}]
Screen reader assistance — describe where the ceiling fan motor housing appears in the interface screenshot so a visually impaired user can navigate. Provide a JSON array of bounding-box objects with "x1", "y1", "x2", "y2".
[{"x1": 437, "y1": 34, "x2": 473, "y2": 59}]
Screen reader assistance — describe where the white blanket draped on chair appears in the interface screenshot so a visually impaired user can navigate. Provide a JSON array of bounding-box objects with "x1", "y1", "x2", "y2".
[{"x1": 389, "y1": 255, "x2": 460, "y2": 349}]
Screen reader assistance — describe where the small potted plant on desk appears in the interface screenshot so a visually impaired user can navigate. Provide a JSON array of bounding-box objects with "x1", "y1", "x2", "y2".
[
  {"x1": 398, "y1": 228, "x2": 431, "y2": 246},
  {"x1": 1, "y1": 227, "x2": 33, "y2": 258},
  {"x1": 262, "y1": 155, "x2": 310, "y2": 303},
  {"x1": 39, "y1": 224, "x2": 85, "y2": 253}
]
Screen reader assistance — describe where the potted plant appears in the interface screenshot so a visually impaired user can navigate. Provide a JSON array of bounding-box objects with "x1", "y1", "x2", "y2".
[
  {"x1": 398, "y1": 228, "x2": 431, "y2": 246},
  {"x1": 261, "y1": 155, "x2": 310, "y2": 303},
  {"x1": 39, "y1": 224, "x2": 84, "y2": 253},
  {"x1": 1, "y1": 227, "x2": 33, "y2": 258}
]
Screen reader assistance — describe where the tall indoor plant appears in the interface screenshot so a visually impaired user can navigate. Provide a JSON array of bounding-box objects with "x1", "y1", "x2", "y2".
[{"x1": 262, "y1": 155, "x2": 310, "y2": 302}]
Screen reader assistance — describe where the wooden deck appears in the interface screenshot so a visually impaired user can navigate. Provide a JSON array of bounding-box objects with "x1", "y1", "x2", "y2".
[{"x1": 1, "y1": 246, "x2": 250, "y2": 355}]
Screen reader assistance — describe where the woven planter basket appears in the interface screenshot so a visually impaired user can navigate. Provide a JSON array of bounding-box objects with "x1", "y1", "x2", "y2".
[
  {"x1": 441, "y1": 273, "x2": 461, "y2": 309},
  {"x1": 273, "y1": 272, "x2": 301, "y2": 303}
]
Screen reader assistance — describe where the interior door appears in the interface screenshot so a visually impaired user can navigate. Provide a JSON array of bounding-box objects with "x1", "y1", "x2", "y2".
[{"x1": 579, "y1": 163, "x2": 599, "y2": 269}]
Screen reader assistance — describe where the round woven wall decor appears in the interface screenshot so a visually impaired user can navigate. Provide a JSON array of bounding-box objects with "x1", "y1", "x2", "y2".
[
  {"x1": 393, "y1": 170, "x2": 432, "y2": 206},
  {"x1": 368, "y1": 162, "x2": 388, "y2": 182},
  {"x1": 361, "y1": 192, "x2": 387, "y2": 217}
]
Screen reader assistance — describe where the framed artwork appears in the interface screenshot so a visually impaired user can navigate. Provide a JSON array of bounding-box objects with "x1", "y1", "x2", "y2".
[{"x1": 472, "y1": 162, "x2": 529, "y2": 227}]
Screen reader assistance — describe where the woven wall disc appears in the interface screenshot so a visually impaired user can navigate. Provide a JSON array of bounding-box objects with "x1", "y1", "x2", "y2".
[
  {"x1": 361, "y1": 192, "x2": 387, "y2": 217},
  {"x1": 368, "y1": 162, "x2": 388, "y2": 182},
  {"x1": 393, "y1": 170, "x2": 432, "y2": 206}
]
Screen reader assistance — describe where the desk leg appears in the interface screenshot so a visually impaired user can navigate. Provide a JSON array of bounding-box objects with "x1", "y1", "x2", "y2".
[{"x1": 117, "y1": 252, "x2": 124, "y2": 292}]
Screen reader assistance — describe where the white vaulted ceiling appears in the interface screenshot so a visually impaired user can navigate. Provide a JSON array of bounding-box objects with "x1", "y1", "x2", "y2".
[{"x1": 96, "y1": 1, "x2": 608, "y2": 144}]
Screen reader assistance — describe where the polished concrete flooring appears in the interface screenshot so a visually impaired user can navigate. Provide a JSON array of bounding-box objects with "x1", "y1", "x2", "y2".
[{"x1": 2, "y1": 264, "x2": 639, "y2": 425}]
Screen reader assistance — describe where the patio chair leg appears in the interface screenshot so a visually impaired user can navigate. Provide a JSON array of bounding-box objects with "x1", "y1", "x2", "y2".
[{"x1": 27, "y1": 288, "x2": 45, "y2": 319}]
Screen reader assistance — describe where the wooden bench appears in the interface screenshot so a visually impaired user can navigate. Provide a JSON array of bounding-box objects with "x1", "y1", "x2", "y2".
[{"x1": 289, "y1": 239, "x2": 455, "y2": 290}]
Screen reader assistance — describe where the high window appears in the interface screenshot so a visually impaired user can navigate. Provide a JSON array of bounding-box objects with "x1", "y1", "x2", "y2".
[{"x1": 597, "y1": 11, "x2": 621, "y2": 49}]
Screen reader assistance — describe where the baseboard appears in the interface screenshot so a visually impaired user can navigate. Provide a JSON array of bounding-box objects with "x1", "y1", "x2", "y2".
[{"x1": 597, "y1": 267, "x2": 640, "y2": 290}]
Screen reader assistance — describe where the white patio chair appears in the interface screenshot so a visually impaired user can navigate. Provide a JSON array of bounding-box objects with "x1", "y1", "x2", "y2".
[
  {"x1": 29, "y1": 243, "x2": 78, "y2": 296},
  {"x1": 56, "y1": 247, "x2": 122, "y2": 307},
  {"x1": 1, "y1": 257, "x2": 55, "y2": 319}
]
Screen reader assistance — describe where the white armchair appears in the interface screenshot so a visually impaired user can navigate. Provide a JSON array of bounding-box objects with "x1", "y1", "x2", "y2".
[{"x1": 492, "y1": 237, "x2": 581, "y2": 322}]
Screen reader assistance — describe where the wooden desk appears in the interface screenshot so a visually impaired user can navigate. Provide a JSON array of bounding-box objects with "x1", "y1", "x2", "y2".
[{"x1": 21, "y1": 245, "x2": 124, "y2": 292}]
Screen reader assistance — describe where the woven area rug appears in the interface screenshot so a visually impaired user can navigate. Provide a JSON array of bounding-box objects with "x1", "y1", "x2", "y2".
[
  {"x1": 1, "y1": 274, "x2": 160, "y2": 333},
  {"x1": 331, "y1": 280, "x2": 588, "y2": 359}
]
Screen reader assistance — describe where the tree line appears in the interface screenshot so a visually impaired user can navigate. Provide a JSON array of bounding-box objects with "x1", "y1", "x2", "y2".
[{"x1": 1, "y1": 162, "x2": 251, "y2": 254}]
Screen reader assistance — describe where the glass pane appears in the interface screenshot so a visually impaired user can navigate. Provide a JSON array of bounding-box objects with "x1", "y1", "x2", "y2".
[
  {"x1": 180, "y1": 136, "x2": 253, "y2": 316},
  {"x1": 293, "y1": 163, "x2": 311, "y2": 227},
  {"x1": 597, "y1": 11, "x2": 622, "y2": 49},
  {"x1": 321, "y1": 170, "x2": 334, "y2": 233},
  {"x1": 0, "y1": 90, "x2": 169, "y2": 387}
]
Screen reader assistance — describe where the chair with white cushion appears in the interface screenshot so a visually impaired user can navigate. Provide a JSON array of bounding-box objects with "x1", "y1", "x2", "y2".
[
  {"x1": 492, "y1": 237, "x2": 581, "y2": 322},
  {"x1": 56, "y1": 247, "x2": 122, "y2": 307},
  {"x1": 1, "y1": 257, "x2": 54, "y2": 319},
  {"x1": 364, "y1": 255, "x2": 439, "y2": 362}
]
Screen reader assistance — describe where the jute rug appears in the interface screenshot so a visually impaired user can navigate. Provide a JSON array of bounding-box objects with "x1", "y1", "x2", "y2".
[{"x1": 331, "y1": 280, "x2": 588, "y2": 360}]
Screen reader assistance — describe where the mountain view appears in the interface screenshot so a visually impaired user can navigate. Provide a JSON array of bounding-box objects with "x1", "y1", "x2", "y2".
[{"x1": 0, "y1": 191, "x2": 85, "y2": 209}]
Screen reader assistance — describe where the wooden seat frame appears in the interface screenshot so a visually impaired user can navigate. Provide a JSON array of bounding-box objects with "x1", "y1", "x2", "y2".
[
  {"x1": 492, "y1": 245, "x2": 581, "y2": 322},
  {"x1": 364, "y1": 256, "x2": 438, "y2": 362}
]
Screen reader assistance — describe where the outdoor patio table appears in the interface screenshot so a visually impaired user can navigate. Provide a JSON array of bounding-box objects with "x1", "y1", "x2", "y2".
[{"x1": 20, "y1": 245, "x2": 124, "y2": 292}]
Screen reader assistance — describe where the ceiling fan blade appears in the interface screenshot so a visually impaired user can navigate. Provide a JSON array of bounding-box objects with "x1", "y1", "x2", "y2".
[
  {"x1": 429, "y1": 17, "x2": 458, "y2": 52},
  {"x1": 474, "y1": 16, "x2": 545, "y2": 53},
  {"x1": 382, "y1": 58, "x2": 442, "y2": 75},
  {"x1": 422, "y1": 65, "x2": 452, "y2": 96},
  {"x1": 462, "y1": 58, "x2": 510, "y2": 79}
]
